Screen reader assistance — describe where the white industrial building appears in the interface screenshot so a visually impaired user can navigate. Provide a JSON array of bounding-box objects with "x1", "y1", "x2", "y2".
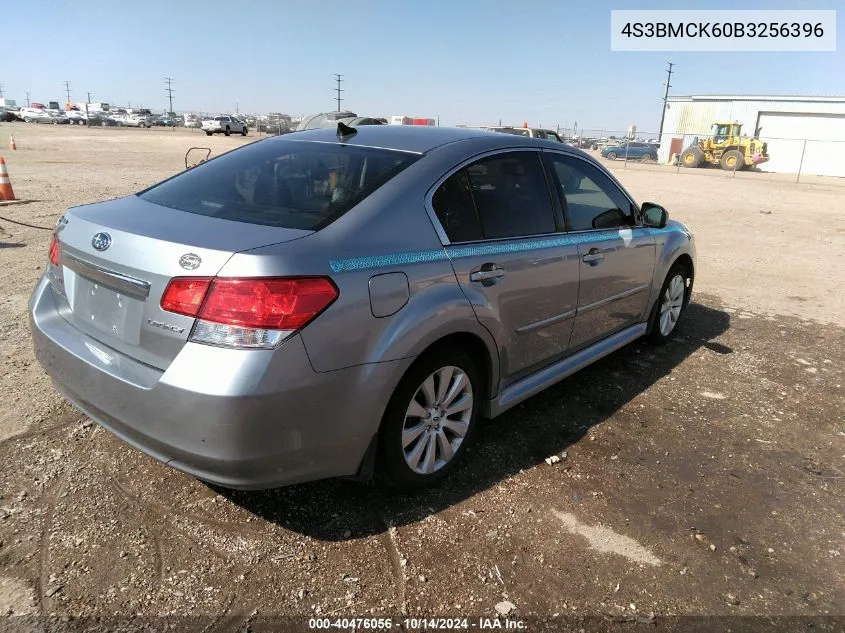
[{"x1": 658, "y1": 95, "x2": 845, "y2": 177}]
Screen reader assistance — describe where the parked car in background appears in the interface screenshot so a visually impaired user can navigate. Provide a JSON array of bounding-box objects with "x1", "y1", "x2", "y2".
[
  {"x1": 0, "y1": 108, "x2": 17, "y2": 122},
  {"x1": 19, "y1": 108, "x2": 69, "y2": 124},
  {"x1": 121, "y1": 115, "x2": 153, "y2": 128},
  {"x1": 202, "y1": 115, "x2": 248, "y2": 136},
  {"x1": 600, "y1": 141, "x2": 658, "y2": 161},
  {"x1": 90, "y1": 114, "x2": 122, "y2": 127},
  {"x1": 484, "y1": 126, "x2": 564, "y2": 142},
  {"x1": 296, "y1": 111, "x2": 383, "y2": 131},
  {"x1": 30, "y1": 125, "x2": 695, "y2": 491},
  {"x1": 64, "y1": 110, "x2": 88, "y2": 125}
]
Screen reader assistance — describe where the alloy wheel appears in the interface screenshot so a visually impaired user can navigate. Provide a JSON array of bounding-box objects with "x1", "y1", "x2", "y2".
[
  {"x1": 401, "y1": 366, "x2": 473, "y2": 475},
  {"x1": 659, "y1": 274, "x2": 685, "y2": 336}
]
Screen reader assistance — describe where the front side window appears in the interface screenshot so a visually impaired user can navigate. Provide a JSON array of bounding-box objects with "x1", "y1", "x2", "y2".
[
  {"x1": 465, "y1": 152, "x2": 556, "y2": 239},
  {"x1": 139, "y1": 141, "x2": 419, "y2": 230},
  {"x1": 549, "y1": 156, "x2": 635, "y2": 231}
]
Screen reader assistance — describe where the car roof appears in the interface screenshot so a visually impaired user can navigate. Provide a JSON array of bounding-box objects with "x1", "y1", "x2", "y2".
[{"x1": 272, "y1": 125, "x2": 572, "y2": 155}]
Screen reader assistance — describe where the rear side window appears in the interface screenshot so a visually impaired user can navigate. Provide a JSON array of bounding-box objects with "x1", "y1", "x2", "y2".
[
  {"x1": 432, "y1": 171, "x2": 482, "y2": 242},
  {"x1": 139, "y1": 140, "x2": 419, "y2": 230},
  {"x1": 465, "y1": 152, "x2": 556, "y2": 239}
]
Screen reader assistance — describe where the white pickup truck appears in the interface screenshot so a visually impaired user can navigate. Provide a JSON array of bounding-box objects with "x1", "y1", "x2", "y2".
[{"x1": 201, "y1": 115, "x2": 248, "y2": 136}]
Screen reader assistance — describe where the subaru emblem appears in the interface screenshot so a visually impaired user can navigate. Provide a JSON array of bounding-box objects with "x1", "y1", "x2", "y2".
[
  {"x1": 91, "y1": 232, "x2": 111, "y2": 251},
  {"x1": 179, "y1": 253, "x2": 202, "y2": 270}
]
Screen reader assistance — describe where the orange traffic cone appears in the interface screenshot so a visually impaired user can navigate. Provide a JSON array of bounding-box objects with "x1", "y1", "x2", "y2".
[
  {"x1": 0, "y1": 157, "x2": 16, "y2": 201},
  {"x1": 9, "y1": 135, "x2": 16, "y2": 151}
]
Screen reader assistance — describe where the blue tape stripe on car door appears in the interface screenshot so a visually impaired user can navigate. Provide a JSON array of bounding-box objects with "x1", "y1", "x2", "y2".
[{"x1": 328, "y1": 228, "x2": 664, "y2": 273}]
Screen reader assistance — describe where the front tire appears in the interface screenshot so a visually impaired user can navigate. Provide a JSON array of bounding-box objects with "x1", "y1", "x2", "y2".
[
  {"x1": 606, "y1": 151, "x2": 617, "y2": 160},
  {"x1": 681, "y1": 147, "x2": 704, "y2": 168},
  {"x1": 720, "y1": 149, "x2": 744, "y2": 171},
  {"x1": 224, "y1": 126, "x2": 231, "y2": 136},
  {"x1": 242, "y1": 127, "x2": 247, "y2": 136},
  {"x1": 377, "y1": 350, "x2": 481, "y2": 490},
  {"x1": 205, "y1": 131, "x2": 213, "y2": 136},
  {"x1": 648, "y1": 264, "x2": 691, "y2": 343}
]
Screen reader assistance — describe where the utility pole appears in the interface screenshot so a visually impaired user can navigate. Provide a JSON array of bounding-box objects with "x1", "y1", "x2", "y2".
[
  {"x1": 164, "y1": 77, "x2": 175, "y2": 129},
  {"x1": 657, "y1": 61, "x2": 674, "y2": 140},
  {"x1": 0, "y1": 84, "x2": 4, "y2": 99},
  {"x1": 63, "y1": 81, "x2": 71, "y2": 105},
  {"x1": 235, "y1": 102, "x2": 239, "y2": 115},
  {"x1": 25, "y1": 92, "x2": 31, "y2": 107},
  {"x1": 334, "y1": 74, "x2": 344, "y2": 112},
  {"x1": 86, "y1": 92, "x2": 91, "y2": 126}
]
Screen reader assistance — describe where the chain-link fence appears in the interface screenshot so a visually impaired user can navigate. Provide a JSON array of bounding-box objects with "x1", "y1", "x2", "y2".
[{"x1": 570, "y1": 128, "x2": 845, "y2": 186}]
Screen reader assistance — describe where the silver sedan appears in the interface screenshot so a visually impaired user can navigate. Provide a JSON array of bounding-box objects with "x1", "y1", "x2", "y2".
[{"x1": 29, "y1": 125, "x2": 696, "y2": 490}]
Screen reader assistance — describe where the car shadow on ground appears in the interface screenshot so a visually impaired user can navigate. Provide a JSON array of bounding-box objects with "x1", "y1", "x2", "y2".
[{"x1": 217, "y1": 301, "x2": 731, "y2": 540}]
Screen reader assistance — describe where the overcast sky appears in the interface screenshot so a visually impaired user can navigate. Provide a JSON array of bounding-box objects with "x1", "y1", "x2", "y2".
[{"x1": 4, "y1": 0, "x2": 842, "y2": 133}]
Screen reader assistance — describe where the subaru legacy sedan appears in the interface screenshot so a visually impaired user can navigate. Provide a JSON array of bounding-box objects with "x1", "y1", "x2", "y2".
[{"x1": 29, "y1": 125, "x2": 695, "y2": 491}]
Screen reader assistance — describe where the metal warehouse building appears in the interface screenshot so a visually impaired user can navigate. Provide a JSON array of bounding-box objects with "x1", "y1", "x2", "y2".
[{"x1": 658, "y1": 95, "x2": 845, "y2": 177}]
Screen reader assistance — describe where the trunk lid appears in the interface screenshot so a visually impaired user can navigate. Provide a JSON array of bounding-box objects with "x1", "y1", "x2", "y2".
[{"x1": 51, "y1": 195, "x2": 310, "y2": 370}]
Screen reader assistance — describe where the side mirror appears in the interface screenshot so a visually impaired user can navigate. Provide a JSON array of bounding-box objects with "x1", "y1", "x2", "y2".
[{"x1": 641, "y1": 202, "x2": 668, "y2": 228}]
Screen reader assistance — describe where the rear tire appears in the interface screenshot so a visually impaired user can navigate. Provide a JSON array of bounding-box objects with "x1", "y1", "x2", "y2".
[
  {"x1": 680, "y1": 147, "x2": 704, "y2": 168},
  {"x1": 376, "y1": 349, "x2": 481, "y2": 491},
  {"x1": 720, "y1": 150, "x2": 744, "y2": 171},
  {"x1": 648, "y1": 263, "x2": 691, "y2": 343}
]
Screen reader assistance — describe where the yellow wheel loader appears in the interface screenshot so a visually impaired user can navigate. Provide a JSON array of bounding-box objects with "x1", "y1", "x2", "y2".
[{"x1": 679, "y1": 122, "x2": 770, "y2": 171}]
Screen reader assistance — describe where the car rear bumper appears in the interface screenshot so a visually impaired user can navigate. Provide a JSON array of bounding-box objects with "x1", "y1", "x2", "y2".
[{"x1": 29, "y1": 276, "x2": 409, "y2": 489}]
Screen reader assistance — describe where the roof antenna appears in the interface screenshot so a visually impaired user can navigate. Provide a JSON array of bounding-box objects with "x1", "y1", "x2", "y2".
[{"x1": 337, "y1": 121, "x2": 357, "y2": 140}]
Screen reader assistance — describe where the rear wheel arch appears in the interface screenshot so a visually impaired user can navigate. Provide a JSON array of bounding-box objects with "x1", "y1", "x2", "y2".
[{"x1": 414, "y1": 332, "x2": 495, "y2": 405}]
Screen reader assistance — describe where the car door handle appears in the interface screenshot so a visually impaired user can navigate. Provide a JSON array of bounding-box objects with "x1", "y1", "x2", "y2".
[
  {"x1": 470, "y1": 266, "x2": 506, "y2": 282},
  {"x1": 582, "y1": 248, "x2": 604, "y2": 263}
]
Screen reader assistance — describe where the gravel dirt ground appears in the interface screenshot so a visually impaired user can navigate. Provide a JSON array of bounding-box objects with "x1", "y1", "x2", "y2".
[{"x1": 0, "y1": 124, "x2": 843, "y2": 632}]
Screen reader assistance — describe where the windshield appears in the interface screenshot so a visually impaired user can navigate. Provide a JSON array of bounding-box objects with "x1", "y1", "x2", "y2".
[{"x1": 139, "y1": 139, "x2": 420, "y2": 230}]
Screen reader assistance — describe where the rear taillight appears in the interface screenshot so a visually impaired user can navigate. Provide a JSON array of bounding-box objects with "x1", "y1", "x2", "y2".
[
  {"x1": 160, "y1": 277, "x2": 213, "y2": 316},
  {"x1": 48, "y1": 233, "x2": 59, "y2": 266},
  {"x1": 160, "y1": 277, "x2": 338, "y2": 349}
]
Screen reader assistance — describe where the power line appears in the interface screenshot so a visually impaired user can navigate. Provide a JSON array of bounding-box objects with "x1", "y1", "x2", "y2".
[
  {"x1": 164, "y1": 77, "x2": 175, "y2": 129},
  {"x1": 658, "y1": 61, "x2": 674, "y2": 140},
  {"x1": 334, "y1": 74, "x2": 344, "y2": 112},
  {"x1": 63, "y1": 80, "x2": 71, "y2": 104}
]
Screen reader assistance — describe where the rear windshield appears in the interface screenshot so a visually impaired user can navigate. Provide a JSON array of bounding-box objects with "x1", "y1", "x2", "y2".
[{"x1": 138, "y1": 139, "x2": 419, "y2": 230}]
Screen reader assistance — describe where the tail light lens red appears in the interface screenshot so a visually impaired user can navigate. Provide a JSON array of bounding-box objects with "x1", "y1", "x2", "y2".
[
  {"x1": 160, "y1": 277, "x2": 213, "y2": 316},
  {"x1": 197, "y1": 278, "x2": 338, "y2": 330},
  {"x1": 160, "y1": 276, "x2": 339, "y2": 349},
  {"x1": 48, "y1": 233, "x2": 60, "y2": 266}
]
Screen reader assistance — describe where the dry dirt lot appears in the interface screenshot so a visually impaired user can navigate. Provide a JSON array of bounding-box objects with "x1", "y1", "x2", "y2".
[{"x1": 0, "y1": 124, "x2": 843, "y2": 632}]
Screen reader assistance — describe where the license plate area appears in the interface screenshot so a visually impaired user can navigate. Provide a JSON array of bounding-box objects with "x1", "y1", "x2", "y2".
[{"x1": 72, "y1": 275, "x2": 144, "y2": 345}]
